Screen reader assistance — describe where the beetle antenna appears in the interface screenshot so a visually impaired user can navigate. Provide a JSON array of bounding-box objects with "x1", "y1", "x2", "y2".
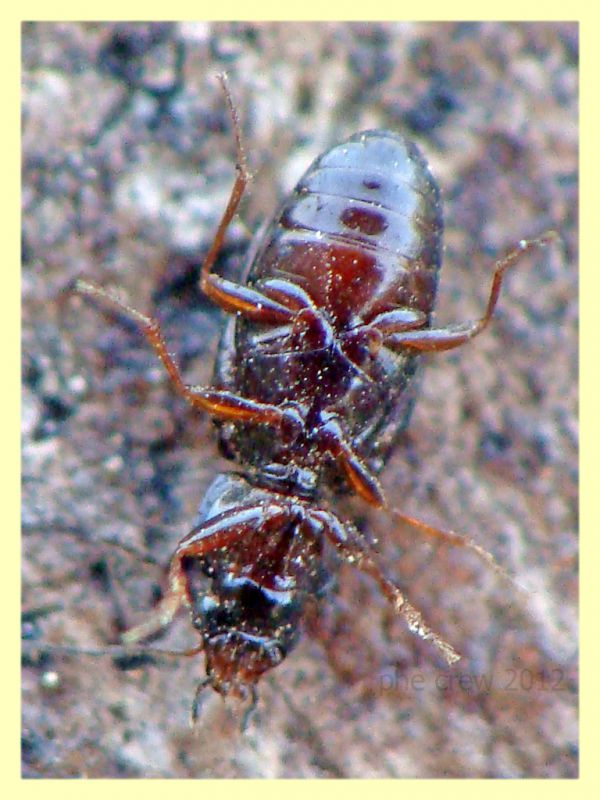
[
  {"x1": 21, "y1": 641, "x2": 203, "y2": 660},
  {"x1": 23, "y1": 521, "x2": 163, "y2": 569}
]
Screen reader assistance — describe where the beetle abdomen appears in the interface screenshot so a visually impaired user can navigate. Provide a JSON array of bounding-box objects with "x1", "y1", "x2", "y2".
[{"x1": 249, "y1": 130, "x2": 443, "y2": 326}]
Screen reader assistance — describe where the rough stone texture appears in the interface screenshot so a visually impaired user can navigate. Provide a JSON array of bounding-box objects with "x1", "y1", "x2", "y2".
[{"x1": 22, "y1": 21, "x2": 577, "y2": 778}]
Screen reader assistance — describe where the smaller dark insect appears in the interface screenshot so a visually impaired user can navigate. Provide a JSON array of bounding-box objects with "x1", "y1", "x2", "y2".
[{"x1": 73, "y1": 75, "x2": 557, "y2": 724}]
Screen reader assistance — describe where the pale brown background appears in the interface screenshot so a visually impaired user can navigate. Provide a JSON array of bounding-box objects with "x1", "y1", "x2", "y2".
[{"x1": 22, "y1": 21, "x2": 577, "y2": 777}]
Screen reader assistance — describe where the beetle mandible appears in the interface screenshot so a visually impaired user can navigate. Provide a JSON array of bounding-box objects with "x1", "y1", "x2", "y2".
[{"x1": 75, "y1": 74, "x2": 557, "y2": 721}]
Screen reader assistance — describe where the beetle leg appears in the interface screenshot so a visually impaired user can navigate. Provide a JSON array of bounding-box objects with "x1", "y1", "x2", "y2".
[
  {"x1": 201, "y1": 277, "x2": 298, "y2": 323},
  {"x1": 122, "y1": 502, "x2": 296, "y2": 645},
  {"x1": 385, "y1": 232, "x2": 559, "y2": 352},
  {"x1": 199, "y1": 276, "x2": 320, "y2": 326},
  {"x1": 389, "y1": 505, "x2": 526, "y2": 591},
  {"x1": 319, "y1": 416, "x2": 385, "y2": 507},
  {"x1": 311, "y1": 508, "x2": 461, "y2": 666},
  {"x1": 199, "y1": 76, "x2": 300, "y2": 326},
  {"x1": 368, "y1": 307, "x2": 428, "y2": 334},
  {"x1": 198, "y1": 75, "x2": 250, "y2": 303},
  {"x1": 73, "y1": 279, "x2": 307, "y2": 430},
  {"x1": 198, "y1": 76, "x2": 327, "y2": 328}
]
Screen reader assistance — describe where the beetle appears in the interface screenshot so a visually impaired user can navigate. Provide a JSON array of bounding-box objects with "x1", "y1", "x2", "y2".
[{"x1": 74, "y1": 74, "x2": 556, "y2": 721}]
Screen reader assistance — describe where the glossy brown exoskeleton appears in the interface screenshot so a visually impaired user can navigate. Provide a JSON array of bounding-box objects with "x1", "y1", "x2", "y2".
[{"x1": 75, "y1": 76, "x2": 556, "y2": 720}]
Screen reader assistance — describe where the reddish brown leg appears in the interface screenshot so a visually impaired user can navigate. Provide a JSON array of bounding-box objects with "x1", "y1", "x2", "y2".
[
  {"x1": 311, "y1": 508, "x2": 461, "y2": 665},
  {"x1": 385, "y1": 231, "x2": 559, "y2": 352},
  {"x1": 314, "y1": 412, "x2": 518, "y2": 588},
  {"x1": 317, "y1": 231, "x2": 557, "y2": 508},
  {"x1": 74, "y1": 279, "x2": 305, "y2": 434},
  {"x1": 197, "y1": 75, "x2": 301, "y2": 325},
  {"x1": 368, "y1": 307, "x2": 428, "y2": 334},
  {"x1": 388, "y1": 505, "x2": 525, "y2": 590},
  {"x1": 367, "y1": 236, "x2": 561, "y2": 581},
  {"x1": 73, "y1": 77, "x2": 325, "y2": 425},
  {"x1": 319, "y1": 416, "x2": 385, "y2": 507},
  {"x1": 122, "y1": 502, "x2": 297, "y2": 644},
  {"x1": 74, "y1": 77, "x2": 314, "y2": 417}
]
